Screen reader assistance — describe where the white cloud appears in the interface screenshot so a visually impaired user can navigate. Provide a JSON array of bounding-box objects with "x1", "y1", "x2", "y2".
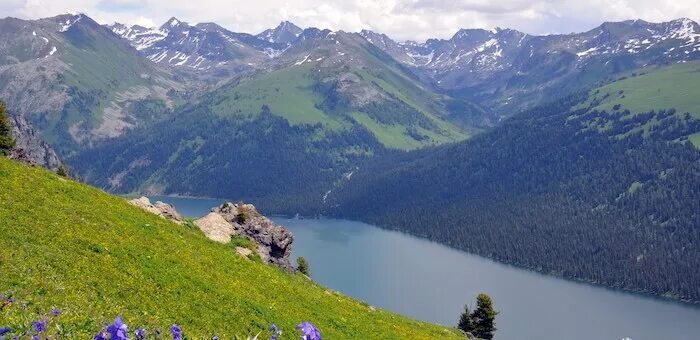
[{"x1": 0, "y1": 0, "x2": 698, "y2": 41}]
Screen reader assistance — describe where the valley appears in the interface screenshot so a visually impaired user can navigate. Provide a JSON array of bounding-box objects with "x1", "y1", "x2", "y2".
[{"x1": 0, "y1": 8, "x2": 699, "y2": 339}]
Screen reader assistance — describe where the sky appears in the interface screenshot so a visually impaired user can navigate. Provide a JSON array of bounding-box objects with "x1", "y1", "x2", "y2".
[{"x1": 0, "y1": 0, "x2": 698, "y2": 41}]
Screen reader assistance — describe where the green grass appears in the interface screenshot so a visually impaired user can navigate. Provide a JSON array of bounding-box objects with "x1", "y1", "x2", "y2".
[
  {"x1": 0, "y1": 158, "x2": 462, "y2": 339},
  {"x1": 690, "y1": 132, "x2": 700, "y2": 148},
  {"x1": 212, "y1": 64, "x2": 345, "y2": 130},
  {"x1": 581, "y1": 61, "x2": 700, "y2": 118},
  {"x1": 350, "y1": 112, "x2": 463, "y2": 150},
  {"x1": 208, "y1": 54, "x2": 467, "y2": 150}
]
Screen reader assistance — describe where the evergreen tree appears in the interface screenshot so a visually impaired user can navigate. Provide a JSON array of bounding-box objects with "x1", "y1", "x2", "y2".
[
  {"x1": 0, "y1": 101, "x2": 15, "y2": 154},
  {"x1": 57, "y1": 165, "x2": 70, "y2": 178},
  {"x1": 457, "y1": 304, "x2": 475, "y2": 334},
  {"x1": 296, "y1": 257, "x2": 310, "y2": 276},
  {"x1": 471, "y1": 293, "x2": 497, "y2": 340}
]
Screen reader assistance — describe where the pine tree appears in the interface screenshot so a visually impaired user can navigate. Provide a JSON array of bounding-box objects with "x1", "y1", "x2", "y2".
[
  {"x1": 57, "y1": 165, "x2": 70, "y2": 178},
  {"x1": 471, "y1": 293, "x2": 498, "y2": 340},
  {"x1": 457, "y1": 304, "x2": 475, "y2": 334},
  {"x1": 0, "y1": 101, "x2": 15, "y2": 154},
  {"x1": 296, "y1": 257, "x2": 310, "y2": 276}
]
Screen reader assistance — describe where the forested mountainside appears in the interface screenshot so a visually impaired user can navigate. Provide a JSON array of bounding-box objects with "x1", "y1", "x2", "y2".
[
  {"x1": 312, "y1": 62, "x2": 700, "y2": 302},
  {"x1": 0, "y1": 157, "x2": 463, "y2": 338}
]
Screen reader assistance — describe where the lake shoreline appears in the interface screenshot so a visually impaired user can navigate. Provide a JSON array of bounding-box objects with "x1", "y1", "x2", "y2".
[{"x1": 145, "y1": 194, "x2": 700, "y2": 307}]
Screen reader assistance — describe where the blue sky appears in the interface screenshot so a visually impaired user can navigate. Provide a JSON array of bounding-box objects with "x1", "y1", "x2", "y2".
[{"x1": 1, "y1": 0, "x2": 698, "y2": 41}]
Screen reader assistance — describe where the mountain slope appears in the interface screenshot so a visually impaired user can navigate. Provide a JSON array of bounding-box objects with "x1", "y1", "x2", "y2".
[
  {"x1": 364, "y1": 18, "x2": 700, "y2": 116},
  {"x1": 317, "y1": 64, "x2": 700, "y2": 302},
  {"x1": 108, "y1": 18, "x2": 276, "y2": 78},
  {"x1": 0, "y1": 157, "x2": 462, "y2": 338},
  {"x1": 0, "y1": 14, "x2": 178, "y2": 152},
  {"x1": 71, "y1": 27, "x2": 478, "y2": 201},
  {"x1": 205, "y1": 28, "x2": 472, "y2": 148}
]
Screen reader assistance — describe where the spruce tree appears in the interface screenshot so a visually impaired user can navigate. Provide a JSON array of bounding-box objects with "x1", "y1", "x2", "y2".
[
  {"x1": 457, "y1": 304, "x2": 475, "y2": 334},
  {"x1": 0, "y1": 101, "x2": 15, "y2": 154},
  {"x1": 471, "y1": 293, "x2": 498, "y2": 340},
  {"x1": 296, "y1": 257, "x2": 310, "y2": 276}
]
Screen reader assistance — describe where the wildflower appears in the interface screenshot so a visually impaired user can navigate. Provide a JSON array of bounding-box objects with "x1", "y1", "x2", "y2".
[
  {"x1": 32, "y1": 319, "x2": 47, "y2": 333},
  {"x1": 0, "y1": 327, "x2": 11, "y2": 336},
  {"x1": 135, "y1": 328, "x2": 147, "y2": 340},
  {"x1": 269, "y1": 324, "x2": 282, "y2": 340},
  {"x1": 296, "y1": 322, "x2": 322, "y2": 340},
  {"x1": 50, "y1": 308, "x2": 62, "y2": 316},
  {"x1": 170, "y1": 324, "x2": 182, "y2": 340},
  {"x1": 32, "y1": 335, "x2": 39, "y2": 340},
  {"x1": 106, "y1": 317, "x2": 129, "y2": 340},
  {"x1": 212, "y1": 336, "x2": 219, "y2": 340},
  {"x1": 93, "y1": 331, "x2": 107, "y2": 340}
]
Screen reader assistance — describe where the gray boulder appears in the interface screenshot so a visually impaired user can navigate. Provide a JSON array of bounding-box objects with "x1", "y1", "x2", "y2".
[{"x1": 128, "y1": 196, "x2": 184, "y2": 224}]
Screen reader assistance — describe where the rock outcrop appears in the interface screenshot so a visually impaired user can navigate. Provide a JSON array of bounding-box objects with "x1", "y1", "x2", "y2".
[
  {"x1": 196, "y1": 212, "x2": 234, "y2": 243},
  {"x1": 195, "y1": 202, "x2": 294, "y2": 271},
  {"x1": 8, "y1": 115, "x2": 62, "y2": 170},
  {"x1": 128, "y1": 197, "x2": 184, "y2": 224}
]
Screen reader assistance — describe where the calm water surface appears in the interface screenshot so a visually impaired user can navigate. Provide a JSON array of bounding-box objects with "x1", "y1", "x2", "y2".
[{"x1": 151, "y1": 196, "x2": 700, "y2": 340}]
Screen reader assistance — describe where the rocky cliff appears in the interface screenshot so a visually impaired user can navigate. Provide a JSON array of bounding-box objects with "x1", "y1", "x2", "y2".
[{"x1": 8, "y1": 115, "x2": 62, "y2": 170}]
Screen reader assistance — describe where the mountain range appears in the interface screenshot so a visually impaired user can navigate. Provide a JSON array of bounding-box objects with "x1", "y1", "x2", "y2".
[{"x1": 1, "y1": 13, "x2": 699, "y2": 303}]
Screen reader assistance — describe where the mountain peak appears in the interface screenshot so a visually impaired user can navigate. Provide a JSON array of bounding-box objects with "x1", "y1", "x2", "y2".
[
  {"x1": 257, "y1": 20, "x2": 303, "y2": 44},
  {"x1": 161, "y1": 17, "x2": 186, "y2": 29},
  {"x1": 278, "y1": 20, "x2": 301, "y2": 31}
]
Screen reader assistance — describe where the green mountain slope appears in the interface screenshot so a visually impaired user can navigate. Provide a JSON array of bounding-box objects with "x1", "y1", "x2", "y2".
[
  {"x1": 577, "y1": 61, "x2": 700, "y2": 146},
  {"x1": 0, "y1": 14, "x2": 178, "y2": 152},
  {"x1": 203, "y1": 30, "x2": 471, "y2": 150},
  {"x1": 71, "y1": 30, "x2": 480, "y2": 202},
  {"x1": 0, "y1": 157, "x2": 462, "y2": 338}
]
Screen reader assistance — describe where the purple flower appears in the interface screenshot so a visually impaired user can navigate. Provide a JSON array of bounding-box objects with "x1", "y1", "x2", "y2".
[
  {"x1": 0, "y1": 327, "x2": 11, "y2": 336},
  {"x1": 269, "y1": 324, "x2": 282, "y2": 340},
  {"x1": 32, "y1": 319, "x2": 47, "y2": 333},
  {"x1": 296, "y1": 322, "x2": 322, "y2": 340},
  {"x1": 170, "y1": 324, "x2": 182, "y2": 340},
  {"x1": 51, "y1": 308, "x2": 62, "y2": 316},
  {"x1": 32, "y1": 335, "x2": 40, "y2": 340},
  {"x1": 106, "y1": 317, "x2": 129, "y2": 340},
  {"x1": 135, "y1": 328, "x2": 147, "y2": 340},
  {"x1": 211, "y1": 336, "x2": 219, "y2": 340},
  {"x1": 93, "y1": 331, "x2": 107, "y2": 340}
]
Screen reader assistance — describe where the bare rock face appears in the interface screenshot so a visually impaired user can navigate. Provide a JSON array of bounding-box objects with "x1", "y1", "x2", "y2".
[
  {"x1": 195, "y1": 202, "x2": 294, "y2": 271},
  {"x1": 128, "y1": 196, "x2": 184, "y2": 224},
  {"x1": 8, "y1": 115, "x2": 62, "y2": 171}
]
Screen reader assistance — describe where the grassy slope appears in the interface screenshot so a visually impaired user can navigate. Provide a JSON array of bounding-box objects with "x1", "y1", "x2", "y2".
[
  {"x1": 0, "y1": 158, "x2": 461, "y2": 339},
  {"x1": 209, "y1": 56, "x2": 467, "y2": 151},
  {"x1": 583, "y1": 61, "x2": 700, "y2": 117},
  {"x1": 579, "y1": 60, "x2": 700, "y2": 147},
  {"x1": 211, "y1": 63, "x2": 345, "y2": 130}
]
